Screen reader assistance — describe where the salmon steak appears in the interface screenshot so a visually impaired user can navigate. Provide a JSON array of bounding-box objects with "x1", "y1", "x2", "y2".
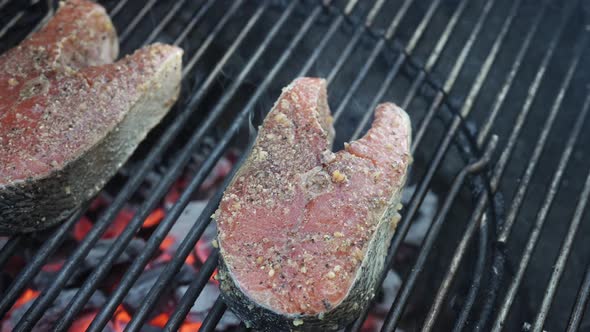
[
  {"x1": 0, "y1": 0, "x2": 118, "y2": 89},
  {"x1": 216, "y1": 77, "x2": 412, "y2": 330},
  {"x1": 0, "y1": 43, "x2": 183, "y2": 233}
]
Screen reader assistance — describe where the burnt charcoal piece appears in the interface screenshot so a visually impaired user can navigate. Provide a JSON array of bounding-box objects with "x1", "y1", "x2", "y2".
[
  {"x1": 124, "y1": 265, "x2": 197, "y2": 312},
  {"x1": 9, "y1": 289, "x2": 105, "y2": 331},
  {"x1": 84, "y1": 238, "x2": 146, "y2": 269},
  {"x1": 216, "y1": 78, "x2": 412, "y2": 331},
  {"x1": 0, "y1": 43, "x2": 183, "y2": 233}
]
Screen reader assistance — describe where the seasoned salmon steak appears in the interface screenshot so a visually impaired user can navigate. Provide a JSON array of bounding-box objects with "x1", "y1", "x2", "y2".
[
  {"x1": 0, "y1": 0, "x2": 118, "y2": 91},
  {"x1": 216, "y1": 77, "x2": 412, "y2": 330},
  {"x1": 0, "y1": 43, "x2": 183, "y2": 233}
]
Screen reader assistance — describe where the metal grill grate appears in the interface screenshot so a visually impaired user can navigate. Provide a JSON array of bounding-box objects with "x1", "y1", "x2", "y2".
[{"x1": 0, "y1": 0, "x2": 589, "y2": 331}]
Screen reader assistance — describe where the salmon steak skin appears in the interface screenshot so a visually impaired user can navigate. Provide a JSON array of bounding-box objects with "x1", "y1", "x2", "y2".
[
  {"x1": 216, "y1": 77, "x2": 412, "y2": 331},
  {"x1": 0, "y1": 43, "x2": 183, "y2": 233}
]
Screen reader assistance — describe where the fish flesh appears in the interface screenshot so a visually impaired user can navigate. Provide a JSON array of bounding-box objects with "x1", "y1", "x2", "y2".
[
  {"x1": 0, "y1": 43, "x2": 183, "y2": 233},
  {"x1": 0, "y1": 0, "x2": 118, "y2": 89},
  {"x1": 216, "y1": 77, "x2": 412, "y2": 330}
]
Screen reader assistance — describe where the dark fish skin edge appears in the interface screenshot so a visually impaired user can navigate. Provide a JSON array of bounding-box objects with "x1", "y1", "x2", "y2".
[
  {"x1": 218, "y1": 187, "x2": 407, "y2": 331},
  {"x1": 0, "y1": 92, "x2": 179, "y2": 234}
]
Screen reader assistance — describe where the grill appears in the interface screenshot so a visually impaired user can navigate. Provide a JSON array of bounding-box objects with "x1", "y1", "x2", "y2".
[{"x1": 0, "y1": 0, "x2": 589, "y2": 331}]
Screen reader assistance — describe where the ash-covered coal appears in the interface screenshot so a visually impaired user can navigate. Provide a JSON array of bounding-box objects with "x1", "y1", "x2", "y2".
[{"x1": 123, "y1": 264, "x2": 196, "y2": 312}]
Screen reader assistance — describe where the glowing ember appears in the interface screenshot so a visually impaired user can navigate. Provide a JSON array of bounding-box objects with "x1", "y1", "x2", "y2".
[
  {"x1": 149, "y1": 312, "x2": 169, "y2": 327},
  {"x1": 185, "y1": 252, "x2": 197, "y2": 266},
  {"x1": 104, "y1": 209, "x2": 134, "y2": 239},
  {"x1": 160, "y1": 235, "x2": 175, "y2": 251},
  {"x1": 143, "y1": 208, "x2": 165, "y2": 228},
  {"x1": 180, "y1": 321, "x2": 202, "y2": 332},
  {"x1": 165, "y1": 179, "x2": 186, "y2": 206},
  {"x1": 72, "y1": 216, "x2": 93, "y2": 241},
  {"x1": 113, "y1": 305, "x2": 131, "y2": 332},
  {"x1": 67, "y1": 312, "x2": 96, "y2": 332},
  {"x1": 14, "y1": 289, "x2": 39, "y2": 309},
  {"x1": 210, "y1": 269, "x2": 219, "y2": 285}
]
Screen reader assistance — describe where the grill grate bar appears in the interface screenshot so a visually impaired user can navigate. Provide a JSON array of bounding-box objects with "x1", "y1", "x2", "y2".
[
  {"x1": 0, "y1": 11, "x2": 25, "y2": 39},
  {"x1": 324, "y1": 0, "x2": 395, "y2": 85},
  {"x1": 408, "y1": 0, "x2": 494, "y2": 149},
  {"x1": 108, "y1": 0, "x2": 130, "y2": 18},
  {"x1": 24, "y1": 0, "x2": 52, "y2": 37},
  {"x1": 0, "y1": 206, "x2": 86, "y2": 319},
  {"x1": 144, "y1": 0, "x2": 189, "y2": 45},
  {"x1": 492, "y1": 30, "x2": 589, "y2": 331},
  {"x1": 533, "y1": 93, "x2": 590, "y2": 331},
  {"x1": 118, "y1": 0, "x2": 158, "y2": 43},
  {"x1": 476, "y1": 1, "x2": 548, "y2": 146},
  {"x1": 172, "y1": 0, "x2": 215, "y2": 47},
  {"x1": 353, "y1": 0, "x2": 479, "y2": 143},
  {"x1": 382, "y1": 138, "x2": 497, "y2": 332},
  {"x1": 423, "y1": 3, "x2": 577, "y2": 329},
  {"x1": 400, "y1": 0, "x2": 467, "y2": 110},
  {"x1": 453, "y1": 213, "x2": 489, "y2": 332},
  {"x1": 496, "y1": 7, "x2": 579, "y2": 245},
  {"x1": 200, "y1": 297, "x2": 228, "y2": 332},
  {"x1": 567, "y1": 258, "x2": 590, "y2": 331},
  {"x1": 0, "y1": 0, "x2": 11, "y2": 11},
  {"x1": 295, "y1": 7, "x2": 344, "y2": 77},
  {"x1": 466, "y1": 4, "x2": 554, "y2": 322},
  {"x1": 164, "y1": 250, "x2": 220, "y2": 331},
  {"x1": 182, "y1": 0, "x2": 247, "y2": 77},
  {"x1": 332, "y1": 0, "x2": 432, "y2": 122}
]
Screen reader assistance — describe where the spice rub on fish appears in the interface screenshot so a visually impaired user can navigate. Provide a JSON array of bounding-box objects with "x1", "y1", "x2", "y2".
[
  {"x1": 0, "y1": 44, "x2": 183, "y2": 233},
  {"x1": 216, "y1": 77, "x2": 412, "y2": 331},
  {"x1": 0, "y1": 0, "x2": 118, "y2": 93}
]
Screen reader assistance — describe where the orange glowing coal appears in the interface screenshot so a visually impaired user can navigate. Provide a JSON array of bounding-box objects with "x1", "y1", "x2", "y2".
[
  {"x1": 68, "y1": 312, "x2": 96, "y2": 332},
  {"x1": 149, "y1": 312, "x2": 169, "y2": 327},
  {"x1": 143, "y1": 208, "x2": 165, "y2": 228},
  {"x1": 160, "y1": 235, "x2": 175, "y2": 251},
  {"x1": 185, "y1": 252, "x2": 196, "y2": 265},
  {"x1": 111, "y1": 305, "x2": 201, "y2": 331},
  {"x1": 113, "y1": 305, "x2": 132, "y2": 332},
  {"x1": 180, "y1": 321, "x2": 202, "y2": 332},
  {"x1": 14, "y1": 288, "x2": 39, "y2": 309},
  {"x1": 104, "y1": 209, "x2": 134, "y2": 239},
  {"x1": 210, "y1": 268, "x2": 219, "y2": 285}
]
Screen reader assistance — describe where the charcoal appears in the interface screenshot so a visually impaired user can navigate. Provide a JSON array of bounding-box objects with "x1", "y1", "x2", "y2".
[
  {"x1": 124, "y1": 265, "x2": 196, "y2": 312},
  {"x1": 175, "y1": 282, "x2": 240, "y2": 330},
  {"x1": 168, "y1": 201, "x2": 208, "y2": 249},
  {"x1": 9, "y1": 289, "x2": 106, "y2": 332},
  {"x1": 401, "y1": 184, "x2": 439, "y2": 246},
  {"x1": 190, "y1": 283, "x2": 219, "y2": 314},
  {"x1": 84, "y1": 238, "x2": 146, "y2": 269}
]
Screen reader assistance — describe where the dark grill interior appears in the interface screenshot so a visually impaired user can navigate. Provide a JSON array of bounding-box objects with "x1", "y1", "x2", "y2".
[{"x1": 0, "y1": 0, "x2": 589, "y2": 331}]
